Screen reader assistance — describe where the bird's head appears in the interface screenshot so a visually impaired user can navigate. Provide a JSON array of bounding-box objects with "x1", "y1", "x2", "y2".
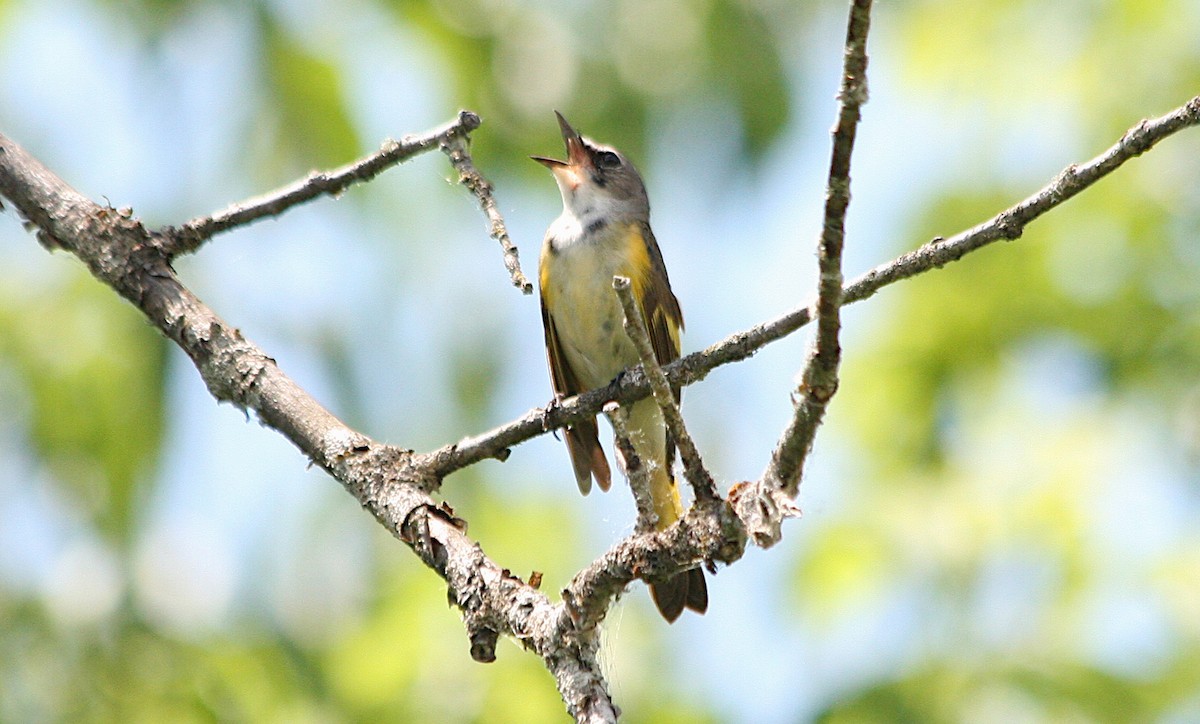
[{"x1": 532, "y1": 111, "x2": 650, "y2": 221}]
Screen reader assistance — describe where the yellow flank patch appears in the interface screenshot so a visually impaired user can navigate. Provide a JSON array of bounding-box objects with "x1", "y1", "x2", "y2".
[
  {"x1": 616, "y1": 222, "x2": 653, "y2": 303},
  {"x1": 539, "y1": 244, "x2": 557, "y2": 308}
]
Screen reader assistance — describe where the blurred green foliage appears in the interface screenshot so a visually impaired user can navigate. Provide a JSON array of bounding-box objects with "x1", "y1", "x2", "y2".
[
  {"x1": 0, "y1": 270, "x2": 166, "y2": 541},
  {"x1": 260, "y1": 8, "x2": 364, "y2": 171},
  {"x1": 816, "y1": 662, "x2": 1158, "y2": 723},
  {"x1": 796, "y1": 0, "x2": 1200, "y2": 719}
]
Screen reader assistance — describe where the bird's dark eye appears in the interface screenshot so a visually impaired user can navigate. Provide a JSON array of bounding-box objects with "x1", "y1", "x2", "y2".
[{"x1": 594, "y1": 150, "x2": 621, "y2": 169}]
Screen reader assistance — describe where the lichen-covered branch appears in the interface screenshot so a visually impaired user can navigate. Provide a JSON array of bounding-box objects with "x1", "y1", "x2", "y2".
[
  {"x1": 162, "y1": 111, "x2": 483, "y2": 256},
  {"x1": 762, "y1": 0, "x2": 871, "y2": 496},
  {"x1": 0, "y1": 121, "x2": 613, "y2": 720},
  {"x1": 558, "y1": 498, "x2": 746, "y2": 635}
]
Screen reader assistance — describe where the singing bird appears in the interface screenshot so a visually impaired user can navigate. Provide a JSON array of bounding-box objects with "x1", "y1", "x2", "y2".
[{"x1": 534, "y1": 112, "x2": 707, "y2": 622}]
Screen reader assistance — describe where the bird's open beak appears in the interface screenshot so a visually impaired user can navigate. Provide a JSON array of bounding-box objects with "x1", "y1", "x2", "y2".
[{"x1": 531, "y1": 111, "x2": 589, "y2": 184}]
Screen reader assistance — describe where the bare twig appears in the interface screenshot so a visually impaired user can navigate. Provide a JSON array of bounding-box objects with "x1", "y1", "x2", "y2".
[
  {"x1": 559, "y1": 497, "x2": 746, "y2": 635},
  {"x1": 612, "y1": 276, "x2": 718, "y2": 502},
  {"x1": 762, "y1": 0, "x2": 871, "y2": 496},
  {"x1": 603, "y1": 401, "x2": 658, "y2": 532},
  {"x1": 415, "y1": 95, "x2": 1200, "y2": 482},
  {"x1": 441, "y1": 133, "x2": 533, "y2": 294},
  {"x1": 161, "y1": 111, "x2": 483, "y2": 256}
]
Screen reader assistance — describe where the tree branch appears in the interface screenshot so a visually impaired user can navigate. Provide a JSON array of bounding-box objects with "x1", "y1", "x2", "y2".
[
  {"x1": 603, "y1": 401, "x2": 658, "y2": 532},
  {"x1": 416, "y1": 94, "x2": 1200, "y2": 483},
  {"x1": 161, "y1": 111, "x2": 483, "y2": 256},
  {"x1": 0, "y1": 123, "x2": 616, "y2": 720},
  {"x1": 440, "y1": 133, "x2": 533, "y2": 293},
  {"x1": 612, "y1": 276, "x2": 718, "y2": 502},
  {"x1": 763, "y1": 0, "x2": 871, "y2": 496},
  {"x1": 558, "y1": 498, "x2": 746, "y2": 635}
]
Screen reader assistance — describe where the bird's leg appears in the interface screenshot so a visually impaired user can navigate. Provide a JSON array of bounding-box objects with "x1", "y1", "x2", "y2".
[{"x1": 543, "y1": 393, "x2": 566, "y2": 439}]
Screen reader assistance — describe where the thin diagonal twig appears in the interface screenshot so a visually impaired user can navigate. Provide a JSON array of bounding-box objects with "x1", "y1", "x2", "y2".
[
  {"x1": 162, "y1": 111, "x2": 483, "y2": 256},
  {"x1": 603, "y1": 401, "x2": 658, "y2": 532},
  {"x1": 612, "y1": 276, "x2": 718, "y2": 503},
  {"x1": 441, "y1": 134, "x2": 533, "y2": 294},
  {"x1": 762, "y1": 0, "x2": 872, "y2": 496}
]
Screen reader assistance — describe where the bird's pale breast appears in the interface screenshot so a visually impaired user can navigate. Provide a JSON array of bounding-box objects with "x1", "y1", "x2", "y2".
[{"x1": 542, "y1": 220, "x2": 651, "y2": 391}]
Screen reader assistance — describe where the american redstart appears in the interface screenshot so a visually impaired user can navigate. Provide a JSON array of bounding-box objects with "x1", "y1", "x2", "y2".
[{"x1": 533, "y1": 112, "x2": 707, "y2": 622}]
